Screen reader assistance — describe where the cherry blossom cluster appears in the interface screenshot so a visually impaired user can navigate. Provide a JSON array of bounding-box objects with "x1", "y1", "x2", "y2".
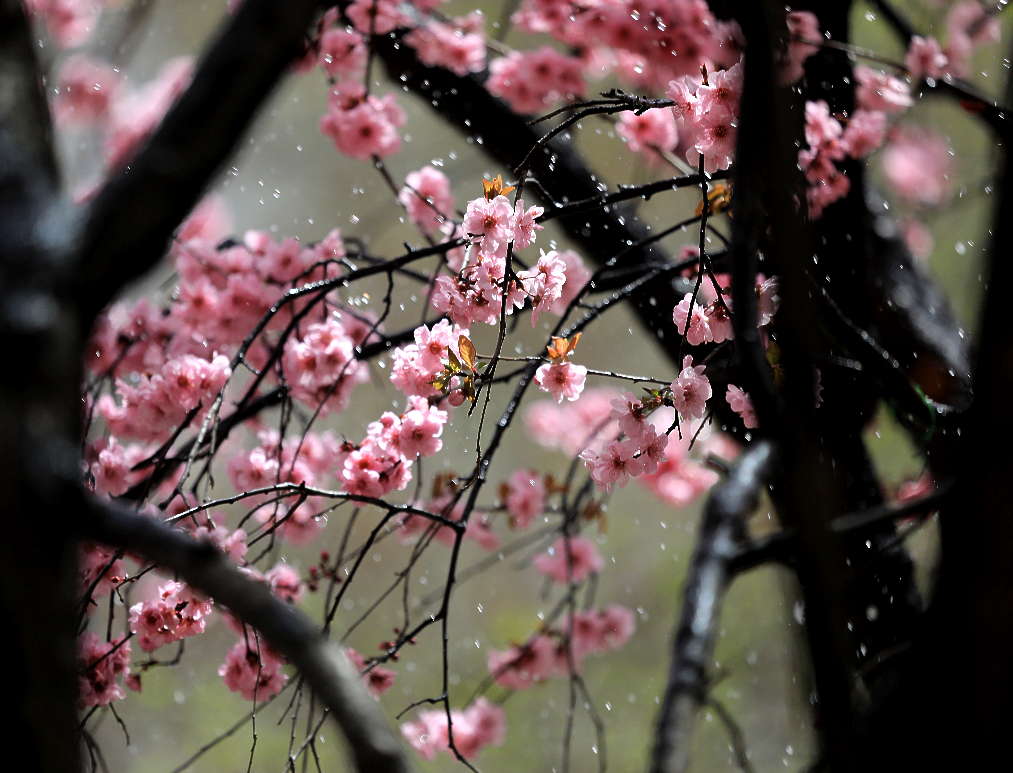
[
  {"x1": 129, "y1": 580, "x2": 214, "y2": 653},
  {"x1": 431, "y1": 182, "x2": 577, "y2": 329},
  {"x1": 228, "y1": 429, "x2": 348, "y2": 543},
  {"x1": 397, "y1": 487, "x2": 499, "y2": 551},
  {"x1": 904, "y1": 2, "x2": 1000, "y2": 81},
  {"x1": 486, "y1": 604, "x2": 636, "y2": 689},
  {"x1": 315, "y1": 7, "x2": 404, "y2": 159},
  {"x1": 672, "y1": 272, "x2": 777, "y2": 346},
  {"x1": 341, "y1": 396, "x2": 448, "y2": 498},
  {"x1": 800, "y1": 6, "x2": 996, "y2": 221},
  {"x1": 512, "y1": 0, "x2": 741, "y2": 92},
  {"x1": 78, "y1": 632, "x2": 135, "y2": 708},
  {"x1": 218, "y1": 637, "x2": 288, "y2": 701},
  {"x1": 401, "y1": 697, "x2": 506, "y2": 761},
  {"x1": 665, "y1": 61, "x2": 744, "y2": 173},
  {"x1": 403, "y1": 11, "x2": 487, "y2": 77},
  {"x1": 52, "y1": 50, "x2": 194, "y2": 177},
  {"x1": 487, "y1": 47, "x2": 587, "y2": 115}
]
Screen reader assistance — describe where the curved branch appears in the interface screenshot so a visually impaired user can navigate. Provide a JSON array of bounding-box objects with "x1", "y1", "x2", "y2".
[
  {"x1": 79, "y1": 492, "x2": 414, "y2": 773},
  {"x1": 649, "y1": 441, "x2": 774, "y2": 773},
  {"x1": 74, "y1": 0, "x2": 322, "y2": 324}
]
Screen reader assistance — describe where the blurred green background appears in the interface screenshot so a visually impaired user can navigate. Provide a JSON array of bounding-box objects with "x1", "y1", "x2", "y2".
[{"x1": 62, "y1": 1, "x2": 1006, "y2": 770}]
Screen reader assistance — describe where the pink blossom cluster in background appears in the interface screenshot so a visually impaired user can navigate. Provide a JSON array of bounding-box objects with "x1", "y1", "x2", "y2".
[
  {"x1": 402, "y1": 697, "x2": 506, "y2": 761},
  {"x1": 486, "y1": 604, "x2": 636, "y2": 690}
]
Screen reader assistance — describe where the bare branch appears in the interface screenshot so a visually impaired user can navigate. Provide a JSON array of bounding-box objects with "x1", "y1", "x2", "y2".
[{"x1": 649, "y1": 441, "x2": 774, "y2": 773}]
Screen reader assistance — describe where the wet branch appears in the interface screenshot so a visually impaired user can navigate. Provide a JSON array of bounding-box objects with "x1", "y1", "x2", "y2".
[
  {"x1": 649, "y1": 441, "x2": 774, "y2": 773},
  {"x1": 78, "y1": 491, "x2": 414, "y2": 773}
]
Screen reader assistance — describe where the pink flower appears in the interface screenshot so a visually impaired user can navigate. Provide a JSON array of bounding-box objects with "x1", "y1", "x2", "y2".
[
  {"x1": 781, "y1": 11, "x2": 821, "y2": 83},
  {"x1": 534, "y1": 536, "x2": 604, "y2": 584},
  {"x1": 855, "y1": 66, "x2": 912, "y2": 114},
  {"x1": 78, "y1": 633, "x2": 132, "y2": 708},
  {"x1": 611, "y1": 391, "x2": 652, "y2": 444},
  {"x1": 693, "y1": 105, "x2": 737, "y2": 172},
  {"x1": 511, "y1": 198, "x2": 544, "y2": 249},
  {"x1": 54, "y1": 54, "x2": 121, "y2": 125},
  {"x1": 219, "y1": 638, "x2": 287, "y2": 701},
  {"x1": 671, "y1": 355, "x2": 711, "y2": 422},
  {"x1": 673, "y1": 293, "x2": 712, "y2": 345},
  {"x1": 129, "y1": 580, "x2": 214, "y2": 652},
  {"x1": 403, "y1": 14, "x2": 487, "y2": 76},
  {"x1": 399, "y1": 166, "x2": 454, "y2": 232},
  {"x1": 726, "y1": 384, "x2": 758, "y2": 428},
  {"x1": 905, "y1": 36, "x2": 948, "y2": 81},
  {"x1": 504, "y1": 469, "x2": 546, "y2": 529},
  {"x1": 518, "y1": 249, "x2": 567, "y2": 323},
  {"x1": 398, "y1": 405, "x2": 447, "y2": 458},
  {"x1": 486, "y1": 47, "x2": 586, "y2": 114},
  {"x1": 535, "y1": 361, "x2": 587, "y2": 403},
  {"x1": 881, "y1": 128, "x2": 953, "y2": 207},
  {"x1": 487, "y1": 635, "x2": 558, "y2": 689},
  {"x1": 637, "y1": 425, "x2": 669, "y2": 476},
  {"x1": 582, "y1": 437, "x2": 644, "y2": 490},
  {"x1": 466, "y1": 513, "x2": 501, "y2": 551},
  {"x1": 458, "y1": 698, "x2": 506, "y2": 753},
  {"x1": 265, "y1": 563, "x2": 303, "y2": 603},
  {"x1": 640, "y1": 433, "x2": 719, "y2": 507},
  {"x1": 346, "y1": 0, "x2": 408, "y2": 34},
  {"x1": 318, "y1": 27, "x2": 367, "y2": 78},
  {"x1": 320, "y1": 88, "x2": 404, "y2": 160},
  {"x1": 401, "y1": 698, "x2": 504, "y2": 761},
  {"x1": 463, "y1": 194, "x2": 514, "y2": 256},
  {"x1": 549, "y1": 250, "x2": 591, "y2": 313},
  {"x1": 841, "y1": 109, "x2": 888, "y2": 158},
  {"x1": 617, "y1": 109, "x2": 679, "y2": 162},
  {"x1": 346, "y1": 648, "x2": 397, "y2": 697},
  {"x1": 705, "y1": 299, "x2": 734, "y2": 343},
  {"x1": 695, "y1": 62, "x2": 743, "y2": 117},
  {"x1": 597, "y1": 605, "x2": 637, "y2": 651},
  {"x1": 945, "y1": 2, "x2": 1000, "y2": 77}
]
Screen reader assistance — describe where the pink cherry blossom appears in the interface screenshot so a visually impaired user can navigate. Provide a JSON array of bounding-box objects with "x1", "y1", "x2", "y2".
[
  {"x1": 881, "y1": 128, "x2": 953, "y2": 207},
  {"x1": 219, "y1": 638, "x2": 287, "y2": 701},
  {"x1": 78, "y1": 633, "x2": 132, "y2": 708},
  {"x1": 905, "y1": 36, "x2": 949, "y2": 81},
  {"x1": 511, "y1": 198, "x2": 544, "y2": 249},
  {"x1": 673, "y1": 292, "x2": 712, "y2": 345},
  {"x1": 582, "y1": 437, "x2": 644, "y2": 490},
  {"x1": 671, "y1": 355, "x2": 712, "y2": 422},
  {"x1": 399, "y1": 166, "x2": 454, "y2": 232},
  {"x1": 533, "y1": 535, "x2": 604, "y2": 584},
  {"x1": 726, "y1": 384, "x2": 758, "y2": 428},
  {"x1": 265, "y1": 563, "x2": 303, "y2": 604},
  {"x1": 855, "y1": 66, "x2": 912, "y2": 114},
  {"x1": 535, "y1": 361, "x2": 587, "y2": 403},
  {"x1": 404, "y1": 14, "x2": 487, "y2": 76},
  {"x1": 504, "y1": 469, "x2": 546, "y2": 529},
  {"x1": 487, "y1": 634, "x2": 558, "y2": 689}
]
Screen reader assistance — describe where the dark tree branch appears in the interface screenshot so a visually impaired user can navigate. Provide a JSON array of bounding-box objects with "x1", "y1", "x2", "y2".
[
  {"x1": 78, "y1": 492, "x2": 414, "y2": 773},
  {"x1": 0, "y1": 0, "x2": 59, "y2": 205},
  {"x1": 74, "y1": 0, "x2": 324, "y2": 324},
  {"x1": 649, "y1": 441, "x2": 774, "y2": 773},
  {"x1": 731, "y1": 5, "x2": 868, "y2": 765},
  {"x1": 1, "y1": 4, "x2": 83, "y2": 772},
  {"x1": 873, "y1": 32, "x2": 1013, "y2": 768},
  {"x1": 370, "y1": 28, "x2": 691, "y2": 369},
  {"x1": 730, "y1": 486, "x2": 951, "y2": 574}
]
